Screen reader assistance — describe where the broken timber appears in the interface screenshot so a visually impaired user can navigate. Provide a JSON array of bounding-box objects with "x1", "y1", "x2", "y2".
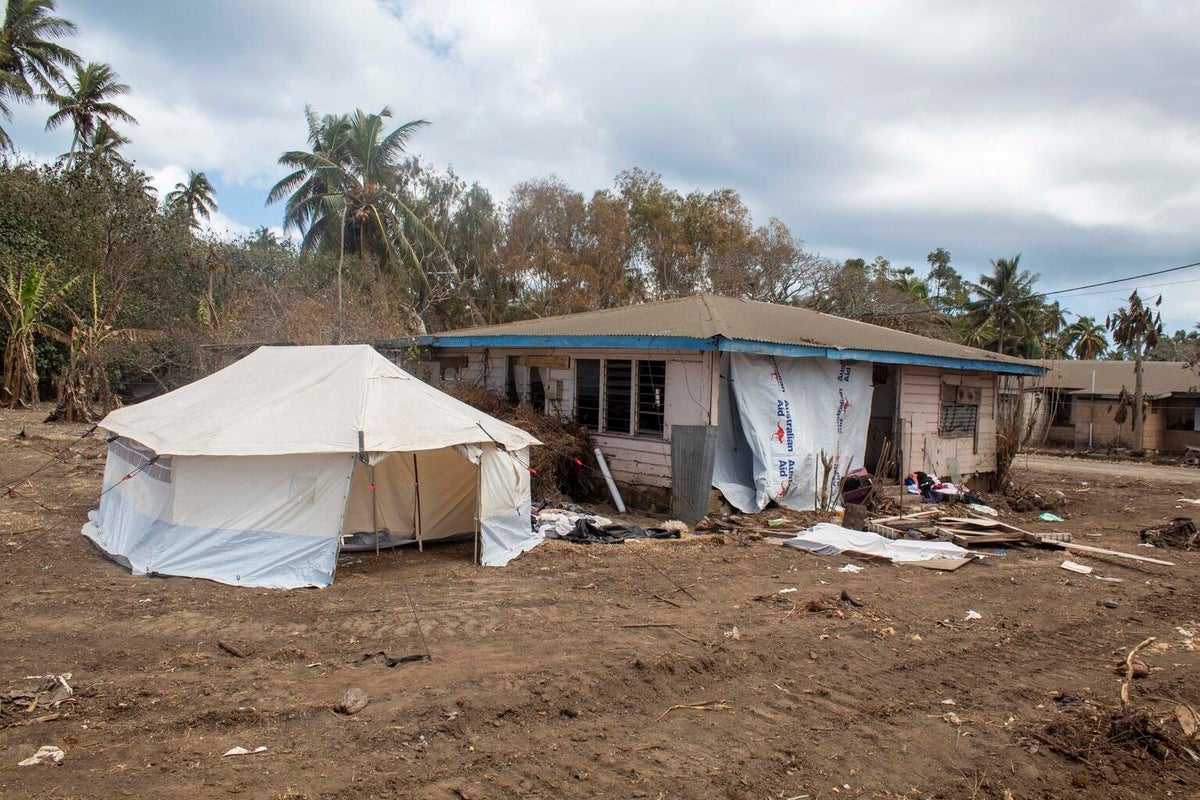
[{"x1": 1020, "y1": 533, "x2": 1175, "y2": 566}]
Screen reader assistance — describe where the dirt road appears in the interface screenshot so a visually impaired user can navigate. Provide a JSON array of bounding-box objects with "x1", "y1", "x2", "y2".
[
  {"x1": 3, "y1": 407, "x2": 1200, "y2": 799},
  {"x1": 1019, "y1": 452, "x2": 1200, "y2": 484}
]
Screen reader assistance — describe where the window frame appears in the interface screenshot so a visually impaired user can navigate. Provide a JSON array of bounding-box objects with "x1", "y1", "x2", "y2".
[
  {"x1": 574, "y1": 356, "x2": 668, "y2": 438},
  {"x1": 939, "y1": 402, "x2": 978, "y2": 438}
]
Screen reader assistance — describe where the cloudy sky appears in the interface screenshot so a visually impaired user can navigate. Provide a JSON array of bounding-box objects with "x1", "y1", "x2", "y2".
[{"x1": 9, "y1": 0, "x2": 1200, "y2": 332}]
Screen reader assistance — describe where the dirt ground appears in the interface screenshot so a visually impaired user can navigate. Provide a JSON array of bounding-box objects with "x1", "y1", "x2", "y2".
[{"x1": 2, "y1": 406, "x2": 1200, "y2": 800}]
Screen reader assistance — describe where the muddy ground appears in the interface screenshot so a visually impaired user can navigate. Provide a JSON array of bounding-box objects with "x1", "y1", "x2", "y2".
[{"x1": 2, "y1": 406, "x2": 1200, "y2": 799}]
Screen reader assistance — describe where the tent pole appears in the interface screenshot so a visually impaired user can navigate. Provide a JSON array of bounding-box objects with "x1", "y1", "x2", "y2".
[
  {"x1": 474, "y1": 462, "x2": 482, "y2": 566},
  {"x1": 413, "y1": 453, "x2": 424, "y2": 552},
  {"x1": 370, "y1": 463, "x2": 379, "y2": 557}
]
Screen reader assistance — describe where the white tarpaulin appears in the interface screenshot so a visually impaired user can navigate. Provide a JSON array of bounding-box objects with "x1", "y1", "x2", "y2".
[
  {"x1": 713, "y1": 353, "x2": 874, "y2": 512},
  {"x1": 784, "y1": 523, "x2": 970, "y2": 562},
  {"x1": 82, "y1": 345, "x2": 542, "y2": 588}
]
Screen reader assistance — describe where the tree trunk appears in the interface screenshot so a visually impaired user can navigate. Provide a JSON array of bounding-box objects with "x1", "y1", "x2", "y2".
[
  {"x1": 1, "y1": 334, "x2": 39, "y2": 408},
  {"x1": 1132, "y1": 343, "x2": 1145, "y2": 453}
]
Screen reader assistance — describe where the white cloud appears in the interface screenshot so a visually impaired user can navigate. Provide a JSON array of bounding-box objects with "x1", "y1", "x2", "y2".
[{"x1": 2, "y1": 0, "x2": 1196, "y2": 333}]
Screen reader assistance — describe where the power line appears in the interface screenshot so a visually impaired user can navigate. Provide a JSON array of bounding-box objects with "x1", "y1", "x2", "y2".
[
  {"x1": 861, "y1": 258, "x2": 1200, "y2": 320},
  {"x1": 1042, "y1": 260, "x2": 1200, "y2": 298}
]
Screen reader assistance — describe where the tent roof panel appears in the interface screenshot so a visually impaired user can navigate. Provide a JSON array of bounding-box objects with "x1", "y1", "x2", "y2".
[{"x1": 100, "y1": 345, "x2": 539, "y2": 456}]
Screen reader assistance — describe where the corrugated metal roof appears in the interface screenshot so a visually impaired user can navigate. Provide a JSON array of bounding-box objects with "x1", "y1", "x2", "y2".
[
  {"x1": 1039, "y1": 359, "x2": 1200, "y2": 397},
  {"x1": 425, "y1": 294, "x2": 1038, "y2": 371}
]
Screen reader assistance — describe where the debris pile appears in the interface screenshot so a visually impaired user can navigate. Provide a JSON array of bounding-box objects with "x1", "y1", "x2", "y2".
[
  {"x1": 1, "y1": 673, "x2": 74, "y2": 726},
  {"x1": 1139, "y1": 517, "x2": 1198, "y2": 550},
  {"x1": 442, "y1": 383, "x2": 599, "y2": 501},
  {"x1": 1005, "y1": 482, "x2": 1067, "y2": 513}
]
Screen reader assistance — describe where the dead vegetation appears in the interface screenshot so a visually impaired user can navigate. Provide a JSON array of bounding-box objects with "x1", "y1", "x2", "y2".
[{"x1": 441, "y1": 382, "x2": 599, "y2": 502}]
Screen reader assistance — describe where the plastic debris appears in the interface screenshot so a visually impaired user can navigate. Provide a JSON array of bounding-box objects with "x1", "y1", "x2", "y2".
[
  {"x1": 222, "y1": 745, "x2": 268, "y2": 757},
  {"x1": 1038, "y1": 512, "x2": 1064, "y2": 522},
  {"x1": 3, "y1": 674, "x2": 74, "y2": 714},
  {"x1": 18, "y1": 746, "x2": 63, "y2": 766},
  {"x1": 837, "y1": 564, "x2": 863, "y2": 573},
  {"x1": 963, "y1": 610, "x2": 982, "y2": 622},
  {"x1": 724, "y1": 626, "x2": 742, "y2": 640}
]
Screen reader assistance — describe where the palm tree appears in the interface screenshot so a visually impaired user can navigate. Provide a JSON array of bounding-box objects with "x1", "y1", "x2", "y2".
[
  {"x1": 891, "y1": 273, "x2": 929, "y2": 301},
  {"x1": 966, "y1": 254, "x2": 1040, "y2": 355},
  {"x1": 78, "y1": 119, "x2": 130, "y2": 168},
  {"x1": 1061, "y1": 316, "x2": 1108, "y2": 360},
  {"x1": 165, "y1": 170, "x2": 218, "y2": 229},
  {"x1": 44, "y1": 61, "x2": 136, "y2": 157},
  {"x1": 0, "y1": 0, "x2": 80, "y2": 150},
  {"x1": 1107, "y1": 291, "x2": 1163, "y2": 453},
  {"x1": 1038, "y1": 300, "x2": 1068, "y2": 358},
  {"x1": 267, "y1": 105, "x2": 439, "y2": 334}
]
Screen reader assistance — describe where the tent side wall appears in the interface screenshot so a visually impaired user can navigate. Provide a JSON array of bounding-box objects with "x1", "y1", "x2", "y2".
[
  {"x1": 83, "y1": 441, "x2": 353, "y2": 589},
  {"x1": 478, "y1": 444, "x2": 535, "y2": 566}
]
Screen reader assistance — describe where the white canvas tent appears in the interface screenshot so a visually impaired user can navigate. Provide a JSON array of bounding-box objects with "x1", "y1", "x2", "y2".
[{"x1": 81, "y1": 345, "x2": 541, "y2": 589}]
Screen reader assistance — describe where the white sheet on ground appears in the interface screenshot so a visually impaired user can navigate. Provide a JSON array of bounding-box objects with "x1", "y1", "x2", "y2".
[
  {"x1": 713, "y1": 353, "x2": 873, "y2": 513},
  {"x1": 784, "y1": 523, "x2": 969, "y2": 563}
]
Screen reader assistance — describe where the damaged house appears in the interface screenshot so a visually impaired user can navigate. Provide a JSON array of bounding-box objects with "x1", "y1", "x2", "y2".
[
  {"x1": 392, "y1": 295, "x2": 1042, "y2": 513},
  {"x1": 1031, "y1": 359, "x2": 1200, "y2": 452}
]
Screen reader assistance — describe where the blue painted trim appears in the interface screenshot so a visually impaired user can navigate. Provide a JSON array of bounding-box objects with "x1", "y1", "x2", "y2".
[
  {"x1": 717, "y1": 338, "x2": 827, "y2": 358},
  {"x1": 415, "y1": 334, "x2": 720, "y2": 350},
  {"x1": 405, "y1": 333, "x2": 1042, "y2": 375},
  {"x1": 827, "y1": 348, "x2": 1044, "y2": 375}
]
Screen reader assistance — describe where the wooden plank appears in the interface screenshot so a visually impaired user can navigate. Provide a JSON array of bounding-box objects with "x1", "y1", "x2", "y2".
[
  {"x1": 526, "y1": 355, "x2": 570, "y2": 369},
  {"x1": 871, "y1": 509, "x2": 942, "y2": 525},
  {"x1": 1023, "y1": 534, "x2": 1175, "y2": 566},
  {"x1": 938, "y1": 526, "x2": 1000, "y2": 536},
  {"x1": 906, "y1": 557, "x2": 975, "y2": 571},
  {"x1": 940, "y1": 517, "x2": 1002, "y2": 528},
  {"x1": 951, "y1": 533, "x2": 1023, "y2": 547}
]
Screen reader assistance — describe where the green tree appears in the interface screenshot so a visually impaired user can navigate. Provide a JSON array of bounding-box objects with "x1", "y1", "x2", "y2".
[
  {"x1": 617, "y1": 168, "x2": 701, "y2": 299},
  {"x1": 80, "y1": 119, "x2": 131, "y2": 168},
  {"x1": 0, "y1": 257, "x2": 75, "y2": 406},
  {"x1": 0, "y1": 0, "x2": 80, "y2": 150},
  {"x1": 267, "y1": 106, "x2": 440, "y2": 333},
  {"x1": 1060, "y1": 315, "x2": 1108, "y2": 360},
  {"x1": 967, "y1": 254, "x2": 1040, "y2": 355},
  {"x1": 1148, "y1": 327, "x2": 1200, "y2": 363},
  {"x1": 926, "y1": 247, "x2": 956, "y2": 306},
  {"x1": 1106, "y1": 291, "x2": 1163, "y2": 453},
  {"x1": 165, "y1": 170, "x2": 218, "y2": 230},
  {"x1": 891, "y1": 272, "x2": 929, "y2": 301},
  {"x1": 1037, "y1": 300, "x2": 1068, "y2": 359},
  {"x1": 44, "y1": 61, "x2": 136, "y2": 157}
]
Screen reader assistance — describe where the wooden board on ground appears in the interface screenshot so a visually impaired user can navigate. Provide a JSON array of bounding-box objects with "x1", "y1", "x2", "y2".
[
  {"x1": 1022, "y1": 533, "x2": 1175, "y2": 566},
  {"x1": 866, "y1": 509, "x2": 944, "y2": 539},
  {"x1": 905, "y1": 557, "x2": 975, "y2": 572},
  {"x1": 950, "y1": 533, "x2": 1024, "y2": 547}
]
